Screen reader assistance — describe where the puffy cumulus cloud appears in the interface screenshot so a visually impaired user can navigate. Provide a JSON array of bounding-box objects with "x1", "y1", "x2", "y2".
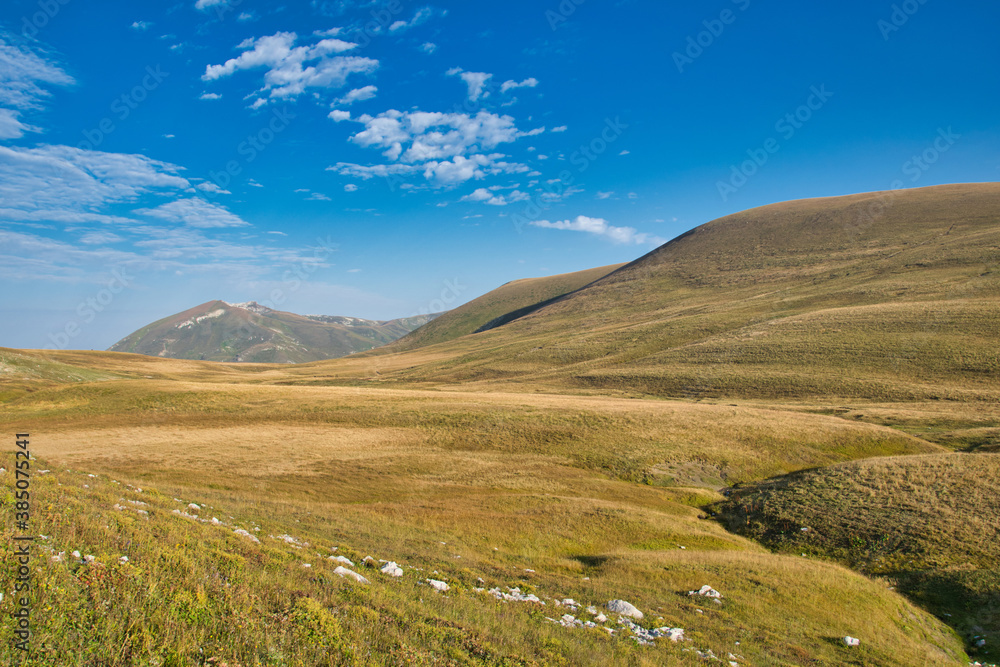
[
  {"x1": 195, "y1": 0, "x2": 228, "y2": 10},
  {"x1": 446, "y1": 67, "x2": 492, "y2": 102},
  {"x1": 500, "y1": 77, "x2": 538, "y2": 93},
  {"x1": 460, "y1": 187, "x2": 529, "y2": 206},
  {"x1": 329, "y1": 110, "x2": 533, "y2": 186},
  {"x1": 343, "y1": 183, "x2": 358, "y2": 192},
  {"x1": 0, "y1": 34, "x2": 75, "y2": 140},
  {"x1": 349, "y1": 109, "x2": 520, "y2": 162},
  {"x1": 130, "y1": 21, "x2": 153, "y2": 31},
  {"x1": 202, "y1": 32, "x2": 377, "y2": 100},
  {"x1": 328, "y1": 109, "x2": 351, "y2": 122},
  {"x1": 531, "y1": 215, "x2": 666, "y2": 246},
  {"x1": 336, "y1": 84, "x2": 377, "y2": 105},
  {"x1": 199, "y1": 92, "x2": 222, "y2": 100},
  {"x1": 420, "y1": 42, "x2": 437, "y2": 54},
  {"x1": 134, "y1": 198, "x2": 250, "y2": 228}
]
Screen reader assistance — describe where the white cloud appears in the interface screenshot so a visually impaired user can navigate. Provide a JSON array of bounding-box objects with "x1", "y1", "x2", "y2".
[
  {"x1": 619, "y1": 150, "x2": 630, "y2": 156},
  {"x1": 0, "y1": 35, "x2": 75, "y2": 140},
  {"x1": 78, "y1": 230, "x2": 124, "y2": 245},
  {"x1": 328, "y1": 109, "x2": 351, "y2": 122},
  {"x1": 196, "y1": 181, "x2": 230, "y2": 194},
  {"x1": 306, "y1": 192, "x2": 331, "y2": 201},
  {"x1": 420, "y1": 42, "x2": 437, "y2": 54},
  {"x1": 195, "y1": 0, "x2": 228, "y2": 9},
  {"x1": 163, "y1": 133, "x2": 176, "y2": 139},
  {"x1": 596, "y1": 191, "x2": 613, "y2": 199},
  {"x1": 460, "y1": 187, "x2": 528, "y2": 206},
  {"x1": 135, "y1": 198, "x2": 250, "y2": 228},
  {"x1": 0, "y1": 145, "x2": 188, "y2": 212},
  {"x1": 388, "y1": 7, "x2": 442, "y2": 33},
  {"x1": 500, "y1": 77, "x2": 538, "y2": 93},
  {"x1": 202, "y1": 32, "x2": 377, "y2": 100},
  {"x1": 531, "y1": 215, "x2": 665, "y2": 245},
  {"x1": 551, "y1": 125, "x2": 568, "y2": 133},
  {"x1": 131, "y1": 21, "x2": 153, "y2": 31},
  {"x1": 248, "y1": 179, "x2": 264, "y2": 187},
  {"x1": 349, "y1": 109, "x2": 521, "y2": 163},
  {"x1": 237, "y1": 12, "x2": 256, "y2": 22},
  {"x1": 336, "y1": 85, "x2": 377, "y2": 105},
  {"x1": 446, "y1": 68, "x2": 492, "y2": 102},
  {"x1": 343, "y1": 183, "x2": 358, "y2": 192},
  {"x1": 200, "y1": 92, "x2": 222, "y2": 100}
]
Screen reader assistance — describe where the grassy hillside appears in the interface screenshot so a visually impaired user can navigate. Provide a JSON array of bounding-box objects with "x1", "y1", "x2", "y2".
[
  {"x1": 384, "y1": 264, "x2": 623, "y2": 352},
  {"x1": 714, "y1": 453, "x2": 1000, "y2": 661},
  {"x1": 296, "y1": 183, "x2": 1000, "y2": 403},
  {"x1": 110, "y1": 301, "x2": 439, "y2": 364}
]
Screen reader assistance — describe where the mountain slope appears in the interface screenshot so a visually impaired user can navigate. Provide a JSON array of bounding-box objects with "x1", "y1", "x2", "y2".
[
  {"x1": 109, "y1": 301, "x2": 439, "y2": 363},
  {"x1": 298, "y1": 183, "x2": 1000, "y2": 401},
  {"x1": 383, "y1": 263, "x2": 624, "y2": 352},
  {"x1": 715, "y1": 452, "x2": 1000, "y2": 659}
]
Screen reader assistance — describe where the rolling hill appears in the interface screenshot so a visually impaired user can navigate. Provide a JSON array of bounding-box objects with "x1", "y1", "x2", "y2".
[
  {"x1": 301, "y1": 183, "x2": 1000, "y2": 403},
  {"x1": 384, "y1": 263, "x2": 624, "y2": 352},
  {"x1": 108, "y1": 300, "x2": 440, "y2": 363},
  {"x1": 715, "y1": 452, "x2": 1000, "y2": 659}
]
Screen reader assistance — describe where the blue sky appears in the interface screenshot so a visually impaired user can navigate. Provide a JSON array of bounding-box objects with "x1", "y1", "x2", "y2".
[{"x1": 1, "y1": 0, "x2": 998, "y2": 350}]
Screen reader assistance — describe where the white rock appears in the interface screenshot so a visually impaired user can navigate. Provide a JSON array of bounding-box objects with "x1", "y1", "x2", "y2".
[
  {"x1": 233, "y1": 528, "x2": 260, "y2": 543},
  {"x1": 607, "y1": 600, "x2": 643, "y2": 619},
  {"x1": 71, "y1": 550, "x2": 81, "y2": 559},
  {"x1": 333, "y1": 566, "x2": 369, "y2": 584},
  {"x1": 119, "y1": 556, "x2": 128, "y2": 564},
  {"x1": 843, "y1": 636, "x2": 860, "y2": 647},
  {"x1": 595, "y1": 613, "x2": 608, "y2": 623},
  {"x1": 187, "y1": 503, "x2": 200, "y2": 511},
  {"x1": 329, "y1": 555, "x2": 355, "y2": 567},
  {"x1": 380, "y1": 561, "x2": 403, "y2": 577},
  {"x1": 428, "y1": 579, "x2": 450, "y2": 592},
  {"x1": 689, "y1": 585, "x2": 722, "y2": 598}
]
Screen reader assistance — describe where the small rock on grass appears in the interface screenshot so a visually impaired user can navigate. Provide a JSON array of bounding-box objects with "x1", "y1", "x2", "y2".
[{"x1": 606, "y1": 599, "x2": 643, "y2": 619}]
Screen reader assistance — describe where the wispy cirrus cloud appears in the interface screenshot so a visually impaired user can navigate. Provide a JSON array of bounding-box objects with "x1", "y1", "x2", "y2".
[
  {"x1": 0, "y1": 33, "x2": 75, "y2": 139},
  {"x1": 531, "y1": 215, "x2": 666, "y2": 245}
]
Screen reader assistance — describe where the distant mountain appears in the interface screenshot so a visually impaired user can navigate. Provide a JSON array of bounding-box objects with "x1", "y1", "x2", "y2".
[{"x1": 109, "y1": 301, "x2": 440, "y2": 363}]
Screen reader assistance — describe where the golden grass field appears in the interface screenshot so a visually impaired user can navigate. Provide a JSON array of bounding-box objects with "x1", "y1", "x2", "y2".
[{"x1": 1, "y1": 184, "x2": 998, "y2": 665}]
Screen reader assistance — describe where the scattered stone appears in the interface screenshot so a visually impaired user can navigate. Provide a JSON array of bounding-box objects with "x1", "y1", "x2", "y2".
[
  {"x1": 428, "y1": 579, "x2": 450, "y2": 592},
  {"x1": 333, "y1": 566, "x2": 369, "y2": 584},
  {"x1": 119, "y1": 556, "x2": 129, "y2": 564},
  {"x1": 233, "y1": 528, "x2": 260, "y2": 543},
  {"x1": 843, "y1": 636, "x2": 860, "y2": 647},
  {"x1": 689, "y1": 585, "x2": 722, "y2": 599},
  {"x1": 485, "y1": 587, "x2": 542, "y2": 603},
  {"x1": 329, "y1": 555, "x2": 355, "y2": 567},
  {"x1": 187, "y1": 503, "x2": 200, "y2": 511},
  {"x1": 71, "y1": 550, "x2": 81, "y2": 559},
  {"x1": 380, "y1": 561, "x2": 403, "y2": 577},
  {"x1": 595, "y1": 613, "x2": 608, "y2": 623},
  {"x1": 607, "y1": 600, "x2": 643, "y2": 619}
]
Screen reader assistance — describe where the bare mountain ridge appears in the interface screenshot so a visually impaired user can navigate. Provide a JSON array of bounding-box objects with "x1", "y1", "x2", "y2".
[{"x1": 109, "y1": 300, "x2": 440, "y2": 363}]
